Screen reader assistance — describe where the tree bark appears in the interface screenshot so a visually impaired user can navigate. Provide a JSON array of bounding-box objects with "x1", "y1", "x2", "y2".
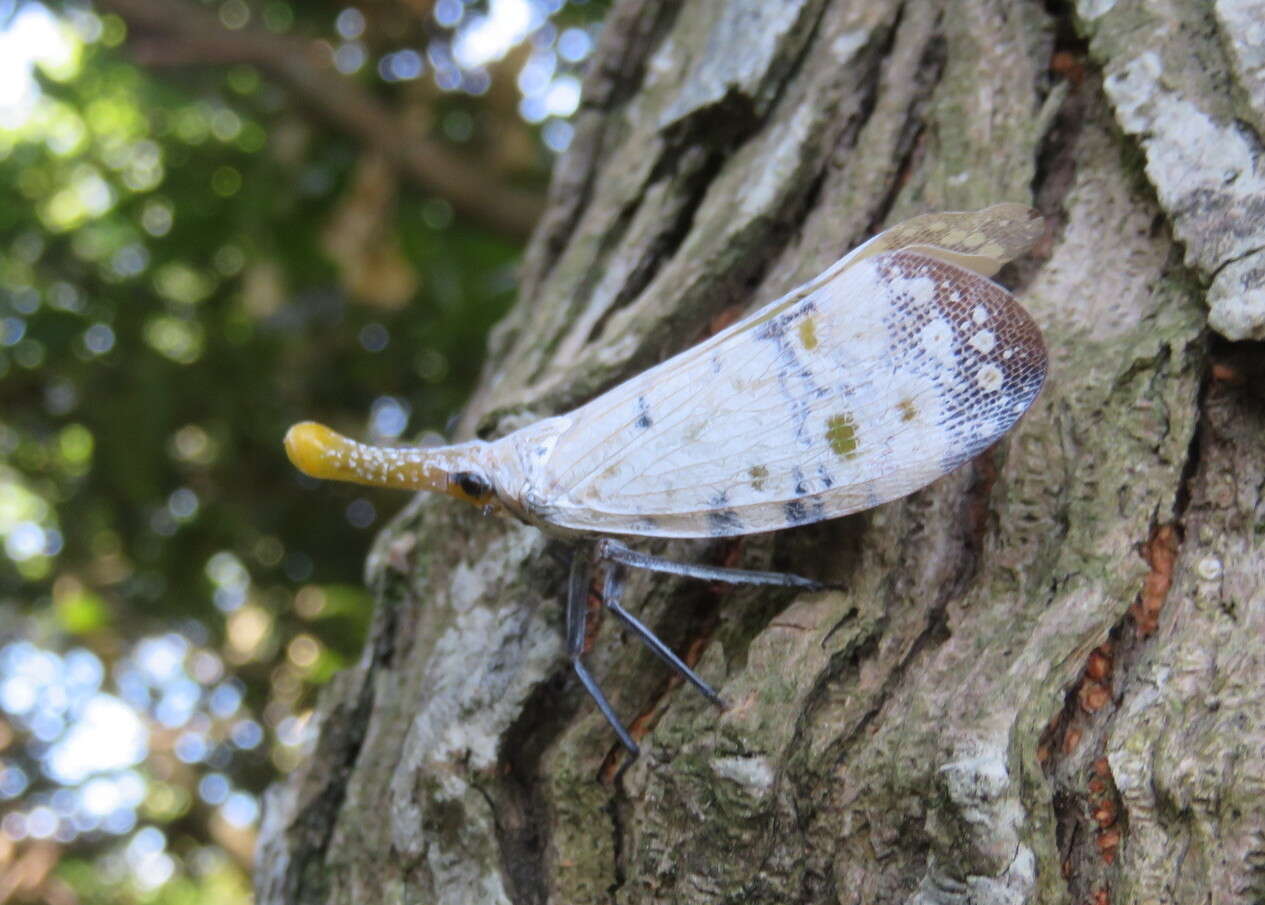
[{"x1": 256, "y1": 1, "x2": 1265, "y2": 903}]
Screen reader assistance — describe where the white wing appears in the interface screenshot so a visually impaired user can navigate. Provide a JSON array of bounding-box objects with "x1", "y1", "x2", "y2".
[{"x1": 506, "y1": 247, "x2": 1045, "y2": 539}]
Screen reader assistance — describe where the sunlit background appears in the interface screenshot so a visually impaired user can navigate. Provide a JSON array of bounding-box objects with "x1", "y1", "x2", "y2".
[{"x1": 0, "y1": 0, "x2": 601, "y2": 900}]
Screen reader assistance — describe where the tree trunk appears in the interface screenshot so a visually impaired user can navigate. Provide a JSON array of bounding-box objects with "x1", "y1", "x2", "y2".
[{"x1": 255, "y1": 1, "x2": 1265, "y2": 902}]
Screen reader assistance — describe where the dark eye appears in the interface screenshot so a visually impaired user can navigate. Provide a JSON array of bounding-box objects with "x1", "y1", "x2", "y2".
[{"x1": 453, "y1": 471, "x2": 493, "y2": 500}]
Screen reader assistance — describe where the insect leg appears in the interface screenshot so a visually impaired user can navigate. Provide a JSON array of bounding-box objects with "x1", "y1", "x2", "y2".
[
  {"x1": 566, "y1": 545, "x2": 640, "y2": 768},
  {"x1": 596, "y1": 538, "x2": 825, "y2": 590},
  {"x1": 599, "y1": 563, "x2": 725, "y2": 708}
]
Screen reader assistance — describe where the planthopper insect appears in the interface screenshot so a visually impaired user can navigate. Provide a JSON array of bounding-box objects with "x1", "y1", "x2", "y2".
[{"x1": 284, "y1": 203, "x2": 1048, "y2": 773}]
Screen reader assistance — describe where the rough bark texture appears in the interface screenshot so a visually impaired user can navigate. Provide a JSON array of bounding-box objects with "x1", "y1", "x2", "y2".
[{"x1": 256, "y1": 1, "x2": 1265, "y2": 903}]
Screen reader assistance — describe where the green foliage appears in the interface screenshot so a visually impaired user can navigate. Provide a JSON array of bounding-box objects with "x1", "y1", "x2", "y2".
[{"x1": 1, "y1": 29, "x2": 523, "y2": 634}]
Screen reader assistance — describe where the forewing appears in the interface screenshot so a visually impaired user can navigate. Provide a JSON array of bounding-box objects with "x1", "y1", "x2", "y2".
[
  {"x1": 843, "y1": 202, "x2": 1045, "y2": 276},
  {"x1": 529, "y1": 249, "x2": 1046, "y2": 538},
  {"x1": 664, "y1": 204, "x2": 1044, "y2": 356}
]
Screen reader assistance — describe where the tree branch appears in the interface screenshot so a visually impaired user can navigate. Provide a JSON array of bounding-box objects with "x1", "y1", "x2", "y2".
[{"x1": 96, "y1": 0, "x2": 544, "y2": 240}]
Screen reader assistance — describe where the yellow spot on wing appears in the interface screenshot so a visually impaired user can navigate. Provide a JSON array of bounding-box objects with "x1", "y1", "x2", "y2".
[
  {"x1": 897, "y1": 399, "x2": 917, "y2": 422},
  {"x1": 798, "y1": 316, "x2": 819, "y2": 351},
  {"x1": 749, "y1": 464, "x2": 769, "y2": 491},
  {"x1": 826, "y1": 413, "x2": 859, "y2": 459}
]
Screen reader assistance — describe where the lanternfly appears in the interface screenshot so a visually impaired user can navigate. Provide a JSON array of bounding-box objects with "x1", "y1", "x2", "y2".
[{"x1": 284, "y1": 204, "x2": 1048, "y2": 773}]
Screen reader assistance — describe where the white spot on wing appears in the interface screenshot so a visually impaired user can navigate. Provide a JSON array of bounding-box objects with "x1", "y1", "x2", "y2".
[
  {"x1": 969, "y1": 329, "x2": 997, "y2": 353},
  {"x1": 920, "y1": 318, "x2": 954, "y2": 363},
  {"x1": 976, "y1": 364, "x2": 1004, "y2": 392},
  {"x1": 905, "y1": 275, "x2": 938, "y2": 308}
]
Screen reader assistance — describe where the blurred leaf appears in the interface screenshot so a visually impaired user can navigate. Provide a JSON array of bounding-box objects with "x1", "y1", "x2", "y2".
[{"x1": 53, "y1": 581, "x2": 108, "y2": 633}]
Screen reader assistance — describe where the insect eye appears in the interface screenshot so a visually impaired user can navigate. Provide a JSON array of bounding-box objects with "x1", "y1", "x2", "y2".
[{"x1": 452, "y1": 471, "x2": 493, "y2": 501}]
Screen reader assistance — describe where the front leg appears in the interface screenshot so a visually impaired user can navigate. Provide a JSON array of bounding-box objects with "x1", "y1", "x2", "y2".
[{"x1": 565, "y1": 544, "x2": 640, "y2": 772}]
